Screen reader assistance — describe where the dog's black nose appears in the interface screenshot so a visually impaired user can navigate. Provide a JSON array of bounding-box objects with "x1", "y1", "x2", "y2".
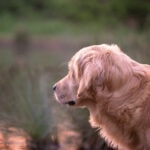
[{"x1": 53, "y1": 84, "x2": 57, "y2": 91}]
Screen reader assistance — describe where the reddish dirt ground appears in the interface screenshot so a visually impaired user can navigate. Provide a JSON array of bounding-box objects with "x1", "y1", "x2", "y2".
[{"x1": 0, "y1": 132, "x2": 26, "y2": 150}]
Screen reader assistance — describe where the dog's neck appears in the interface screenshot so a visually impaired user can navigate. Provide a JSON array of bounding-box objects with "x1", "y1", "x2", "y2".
[{"x1": 87, "y1": 65, "x2": 150, "y2": 149}]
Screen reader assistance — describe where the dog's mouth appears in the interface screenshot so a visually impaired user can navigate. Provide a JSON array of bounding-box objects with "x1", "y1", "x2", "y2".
[{"x1": 64, "y1": 101, "x2": 76, "y2": 106}]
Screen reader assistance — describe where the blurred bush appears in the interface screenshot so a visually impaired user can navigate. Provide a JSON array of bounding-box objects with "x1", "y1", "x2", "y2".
[{"x1": 0, "y1": 66, "x2": 57, "y2": 150}]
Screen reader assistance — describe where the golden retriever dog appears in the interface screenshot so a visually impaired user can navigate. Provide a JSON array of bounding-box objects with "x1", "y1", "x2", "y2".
[{"x1": 53, "y1": 44, "x2": 150, "y2": 150}]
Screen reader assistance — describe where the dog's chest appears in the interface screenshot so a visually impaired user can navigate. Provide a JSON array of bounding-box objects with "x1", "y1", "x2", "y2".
[{"x1": 89, "y1": 111, "x2": 131, "y2": 150}]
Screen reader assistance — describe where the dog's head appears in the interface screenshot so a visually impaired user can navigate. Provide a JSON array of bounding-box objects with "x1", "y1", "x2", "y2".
[{"x1": 53, "y1": 44, "x2": 133, "y2": 107}]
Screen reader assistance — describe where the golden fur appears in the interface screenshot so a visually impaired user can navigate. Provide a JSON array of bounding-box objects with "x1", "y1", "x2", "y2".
[{"x1": 53, "y1": 44, "x2": 150, "y2": 150}]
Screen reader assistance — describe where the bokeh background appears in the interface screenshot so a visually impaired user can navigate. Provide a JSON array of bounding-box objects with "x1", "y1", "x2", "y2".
[{"x1": 0, "y1": 0, "x2": 149, "y2": 150}]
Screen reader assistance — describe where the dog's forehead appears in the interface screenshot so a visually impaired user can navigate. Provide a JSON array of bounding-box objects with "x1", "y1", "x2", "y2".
[
  {"x1": 71, "y1": 47, "x2": 98, "y2": 62},
  {"x1": 69, "y1": 49, "x2": 92, "y2": 68},
  {"x1": 71, "y1": 44, "x2": 120, "y2": 61},
  {"x1": 68, "y1": 44, "x2": 122, "y2": 69}
]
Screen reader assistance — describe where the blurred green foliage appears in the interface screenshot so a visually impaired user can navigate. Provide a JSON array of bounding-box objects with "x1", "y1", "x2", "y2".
[{"x1": 0, "y1": 0, "x2": 149, "y2": 29}]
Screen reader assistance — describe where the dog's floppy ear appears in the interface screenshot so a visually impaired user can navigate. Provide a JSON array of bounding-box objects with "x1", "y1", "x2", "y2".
[
  {"x1": 77, "y1": 62, "x2": 104, "y2": 99},
  {"x1": 102, "y1": 51, "x2": 131, "y2": 91},
  {"x1": 77, "y1": 50, "x2": 131, "y2": 99}
]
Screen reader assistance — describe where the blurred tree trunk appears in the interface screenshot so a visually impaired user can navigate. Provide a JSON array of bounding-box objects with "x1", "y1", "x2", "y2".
[{"x1": 13, "y1": 25, "x2": 31, "y2": 66}]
